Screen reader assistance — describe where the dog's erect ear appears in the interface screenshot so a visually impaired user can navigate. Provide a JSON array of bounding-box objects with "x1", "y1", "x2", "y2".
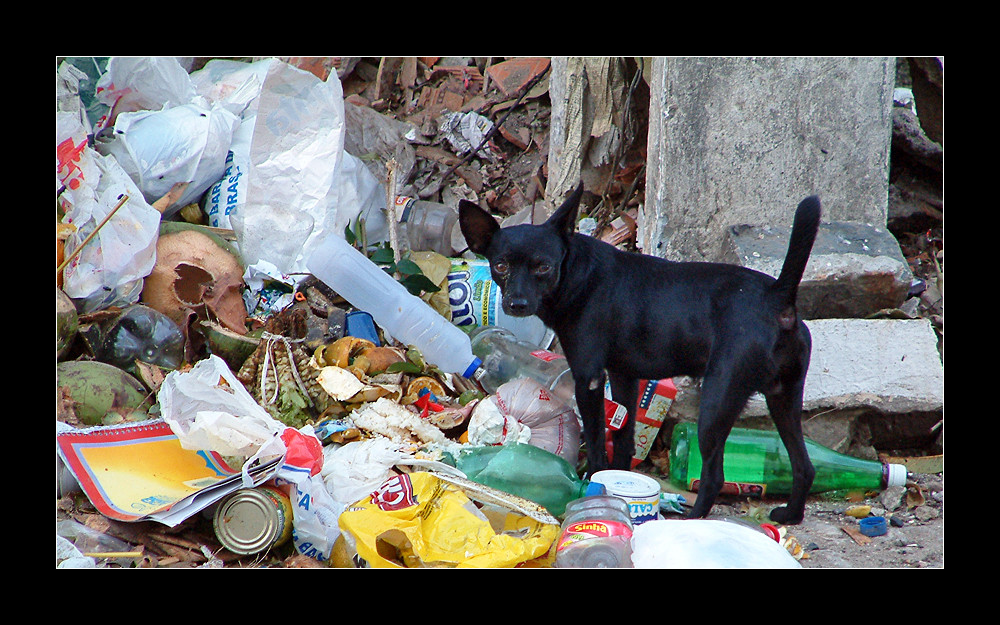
[
  {"x1": 458, "y1": 199, "x2": 500, "y2": 255},
  {"x1": 546, "y1": 182, "x2": 584, "y2": 239}
]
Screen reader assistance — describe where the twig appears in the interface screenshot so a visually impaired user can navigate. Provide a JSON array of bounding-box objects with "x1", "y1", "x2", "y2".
[
  {"x1": 385, "y1": 158, "x2": 401, "y2": 264},
  {"x1": 57, "y1": 194, "x2": 129, "y2": 275}
]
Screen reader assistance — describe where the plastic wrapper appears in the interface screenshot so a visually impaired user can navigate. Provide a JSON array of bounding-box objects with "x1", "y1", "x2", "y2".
[
  {"x1": 468, "y1": 378, "x2": 581, "y2": 464},
  {"x1": 338, "y1": 471, "x2": 559, "y2": 568}
]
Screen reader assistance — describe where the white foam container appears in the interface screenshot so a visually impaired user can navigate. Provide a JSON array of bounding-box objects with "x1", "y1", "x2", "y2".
[{"x1": 591, "y1": 470, "x2": 661, "y2": 525}]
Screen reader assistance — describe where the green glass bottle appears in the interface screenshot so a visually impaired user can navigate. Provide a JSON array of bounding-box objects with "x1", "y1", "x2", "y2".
[
  {"x1": 668, "y1": 422, "x2": 908, "y2": 496},
  {"x1": 455, "y1": 443, "x2": 603, "y2": 517}
]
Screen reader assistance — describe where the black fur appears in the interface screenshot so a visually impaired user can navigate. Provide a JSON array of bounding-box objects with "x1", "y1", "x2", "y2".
[{"x1": 459, "y1": 184, "x2": 821, "y2": 524}]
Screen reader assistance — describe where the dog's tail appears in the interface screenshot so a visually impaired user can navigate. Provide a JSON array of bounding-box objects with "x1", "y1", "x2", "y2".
[{"x1": 770, "y1": 195, "x2": 821, "y2": 310}]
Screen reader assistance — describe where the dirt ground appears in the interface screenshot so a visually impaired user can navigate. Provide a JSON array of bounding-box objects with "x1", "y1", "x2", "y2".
[{"x1": 683, "y1": 470, "x2": 944, "y2": 568}]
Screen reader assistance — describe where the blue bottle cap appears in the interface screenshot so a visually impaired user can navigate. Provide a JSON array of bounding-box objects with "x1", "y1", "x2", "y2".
[
  {"x1": 584, "y1": 481, "x2": 608, "y2": 497},
  {"x1": 462, "y1": 357, "x2": 483, "y2": 379}
]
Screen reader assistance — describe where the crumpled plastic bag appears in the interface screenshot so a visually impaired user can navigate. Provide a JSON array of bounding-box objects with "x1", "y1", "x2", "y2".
[
  {"x1": 190, "y1": 57, "x2": 388, "y2": 276},
  {"x1": 95, "y1": 56, "x2": 197, "y2": 124},
  {"x1": 57, "y1": 110, "x2": 161, "y2": 313},
  {"x1": 158, "y1": 355, "x2": 346, "y2": 561},
  {"x1": 338, "y1": 471, "x2": 559, "y2": 568},
  {"x1": 95, "y1": 101, "x2": 241, "y2": 216},
  {"x1": 468, "y1": 378, "x2": 581, "y2": 464},
  {"x1": 320, "y1": 437, "x2": 464, "y2": 507},
  {"x1": 158, "y1": 355, "x2": 288, "y2": 467}
]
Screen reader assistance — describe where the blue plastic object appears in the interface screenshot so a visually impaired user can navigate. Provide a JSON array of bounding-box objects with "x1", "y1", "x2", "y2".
[{"x1": 858, "y1": 516, "x2": 888, "y2": 537}]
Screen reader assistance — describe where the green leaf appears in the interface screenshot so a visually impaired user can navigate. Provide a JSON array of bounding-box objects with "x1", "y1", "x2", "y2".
[
  {"x1": 385, "y1": 361, "x2": 422, "y2": 374},
  {"x1": 370, "y1": 247, "x2": 396, "y2": 265},
  {"x1": 399, "y1": 274, "x2": 441, "y2": 295},
  {"x1": 394, "y1": 258, "x2": 423, "y2": 276},
  {"x1": 344, "y1": 223, "x2": 356, "y2": 245}
]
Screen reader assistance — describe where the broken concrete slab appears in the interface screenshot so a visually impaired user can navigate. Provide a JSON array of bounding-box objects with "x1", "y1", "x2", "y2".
[
  {"x1": 668, "y1": 317, "x2": 943, "y2": 433},
  {"x1": 724, "y1": 219, "x2": 913, "y2": 319}
]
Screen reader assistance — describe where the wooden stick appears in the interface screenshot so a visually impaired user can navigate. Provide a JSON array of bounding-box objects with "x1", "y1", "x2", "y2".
[{"x1": 57, "y1": 194, "x2": 130, "y2": 275}]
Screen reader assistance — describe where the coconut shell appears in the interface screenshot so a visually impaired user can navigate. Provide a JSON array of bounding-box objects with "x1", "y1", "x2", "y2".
[{"x1": 141, "y1": 229, "x2": 247, "y2": 334}]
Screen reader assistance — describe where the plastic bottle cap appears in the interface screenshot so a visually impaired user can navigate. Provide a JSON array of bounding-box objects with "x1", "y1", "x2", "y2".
[
  {"x1": 463, "y1": 357, "x2": 483, "y2": 379},
  {"x1": 885, "y1": 463, "x2": 908, "y2": 488},
  {"x1": 584, "y1": 481, "x2": 608, "y2": 497}
]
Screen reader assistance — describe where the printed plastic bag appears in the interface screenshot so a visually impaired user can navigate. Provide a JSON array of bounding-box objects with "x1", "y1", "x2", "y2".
[
  {"x1": 338, "y1": 471, "x2": 559, "y2": 568},
  {"x1": 191, "y1": 58, "x2": 387, "y2": 276},
  {"x1": 57, "y1": 111, "x2": 161, "y2": 313},
  {"x1": 468, "y1": 378, "x2": 581, "y2": 464}
]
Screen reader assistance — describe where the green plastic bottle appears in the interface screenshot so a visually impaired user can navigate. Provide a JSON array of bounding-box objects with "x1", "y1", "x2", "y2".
[
  {"x1": 668, "y1": 422, "x2": 908, "y2": 496},
  {"x1": 454, "y1": 443, "x2": 603, "y2": 517}
]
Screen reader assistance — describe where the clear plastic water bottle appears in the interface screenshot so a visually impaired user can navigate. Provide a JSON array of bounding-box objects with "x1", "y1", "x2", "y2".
[
  {"x1": 394, "y1": 196, "x2": 462, "y2": 257},
  {"x1": 453, "y1": 442, "x2": 604, "y2": 517},
  {"x1": 668, "y1": 422, "x2": 909, "y2": 496},
  {"x1": 555, "y1": 495, "x2": 634, "y2": 568},
  {"x1": 306, "y1": 233, "x2": 481, "y2": 378},
  {"x1": 468, "y1": 326, "x2": 575, "y2": 404}
]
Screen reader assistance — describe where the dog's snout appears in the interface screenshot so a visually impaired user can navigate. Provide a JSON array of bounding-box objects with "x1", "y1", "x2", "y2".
[{"x1": 505, "y1": 297, "x2": 532, "y2": 316}]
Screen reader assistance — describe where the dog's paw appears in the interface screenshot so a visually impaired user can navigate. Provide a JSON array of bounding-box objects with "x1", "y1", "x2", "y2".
[{"x1": 768, "y1": 505, "x2": 805, "y2": 525}]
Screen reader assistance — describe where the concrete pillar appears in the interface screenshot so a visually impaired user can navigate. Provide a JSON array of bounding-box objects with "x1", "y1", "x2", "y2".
[{"x1": 641, "y1": 56, "x2": 895, "y2": 262}]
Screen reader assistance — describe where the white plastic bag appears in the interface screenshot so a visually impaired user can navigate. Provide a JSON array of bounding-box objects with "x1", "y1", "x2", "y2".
[
  {"x1": 630, "y1": 520, "x2": 802, "y2": 569},
  {"x1": 191, "y1": 58, "x2": 388, "y2": 276},
  {"x1": 158, "y1": 355, "x2": 288, "y2": 461},
  {"x1": 468, "y1": 378, "x2": 581, "y2": 464},
  {"x1": 158, "y1": 355, "x2": 345, "y2": 561},
  {"x1": 57, "y1": 113, "x2": 161, "y2": 312},
  {"x1": 95, "y1": 101, "x2": 240, "y2": 216},
  {"x1": 95, "y1": 56, "x2": 197, "y2": 125}
]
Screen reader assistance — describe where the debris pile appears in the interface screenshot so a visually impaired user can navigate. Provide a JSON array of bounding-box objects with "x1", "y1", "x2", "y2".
[{"x1": 56, "y1": 56, "x2": 942, "y2": 569}]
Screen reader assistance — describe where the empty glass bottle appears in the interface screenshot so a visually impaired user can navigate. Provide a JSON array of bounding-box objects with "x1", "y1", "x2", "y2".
[{"x1": 669, "y1": 422, "x2": 908, "y2": 496}]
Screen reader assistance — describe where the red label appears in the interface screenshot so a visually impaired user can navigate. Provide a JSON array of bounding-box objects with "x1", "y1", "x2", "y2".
[
  {"x1": 605, "y1": 400, "x2": 627, "y2": 431},
  {"x1": 530, "y1": 350, "x2": 565, "y2": 362},
  {"x1": 371, "y1": 474, "x2": 417, "y2": 511},
  {"x1": 557, "y1": 519, "x2": 633, "y2": 551}
]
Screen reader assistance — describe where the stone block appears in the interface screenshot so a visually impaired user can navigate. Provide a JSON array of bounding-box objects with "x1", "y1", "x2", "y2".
[{"x1": 724, "y1": 219, "x2": 913, "y2": 319}]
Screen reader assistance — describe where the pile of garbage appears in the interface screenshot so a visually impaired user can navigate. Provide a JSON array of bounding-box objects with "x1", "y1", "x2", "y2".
[{"x1": 55, "y1": 56, "x2": 841, "y2": 569}]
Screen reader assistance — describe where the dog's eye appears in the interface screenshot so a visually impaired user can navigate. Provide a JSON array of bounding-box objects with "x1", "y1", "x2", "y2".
[
  {"x1": 534, "y1": 264, "x2": 552, "y2": 275},
  {"x1": 494, "y1": 261, "x2": 508, "y2": 275}
]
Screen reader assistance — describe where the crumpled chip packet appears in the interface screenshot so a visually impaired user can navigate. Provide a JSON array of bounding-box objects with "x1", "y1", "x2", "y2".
[{"x1": 338, "y1": 471, "x2": 559, "y2": 568}]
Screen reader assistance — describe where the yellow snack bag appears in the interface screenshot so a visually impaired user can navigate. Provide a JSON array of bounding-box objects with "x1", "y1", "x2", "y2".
[{"x1": 338, "y1": 471, "x2": 559, "y2": 568}]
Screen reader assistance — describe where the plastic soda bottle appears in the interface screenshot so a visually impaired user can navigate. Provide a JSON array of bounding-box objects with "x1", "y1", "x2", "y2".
[
  {"x1": 468, "y1": 326, "x2": 576, "y2": 404},
  {"x1": 668, "y1": 422, "x2": 908, "y2": 496},
  {"x1": 454, "y1": 442, "x2": 604, "y2": 517},
  {"x1": 555, "y1": 495, "x2": 634, "y2": 568},
  {"x1": 306, "y1": 233, "x2": 481, "y2": 378}
]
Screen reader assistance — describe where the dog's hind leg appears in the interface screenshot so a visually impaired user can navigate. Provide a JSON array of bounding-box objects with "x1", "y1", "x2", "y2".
[
  {"x1": 607, "y1": 372, "x2": 638, "y2": 470},
  {"x1": 764, "y1": 380, "x2": 815, "y2": 525},
  {"x1": 686, "y1": 366, "x2": 756, "y2": 519}
]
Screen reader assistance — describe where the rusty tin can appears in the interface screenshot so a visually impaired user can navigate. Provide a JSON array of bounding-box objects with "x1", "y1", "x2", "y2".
[{"x1": 213, "y1": 485, "x2": 294, "y2": 555}]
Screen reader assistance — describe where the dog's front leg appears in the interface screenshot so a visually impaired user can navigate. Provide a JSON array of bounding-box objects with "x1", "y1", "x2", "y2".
[
  {"x1": 574, "y1": 370, "x2": 609, "y2": 475},
  {"x1": 607, "y1": 372, "x2": 638, "y2": 470}
]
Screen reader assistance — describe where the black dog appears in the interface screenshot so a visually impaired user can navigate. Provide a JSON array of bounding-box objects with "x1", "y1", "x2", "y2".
[{"x1": 459, "y1": 184, "x2": 821, "y2": 524}]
